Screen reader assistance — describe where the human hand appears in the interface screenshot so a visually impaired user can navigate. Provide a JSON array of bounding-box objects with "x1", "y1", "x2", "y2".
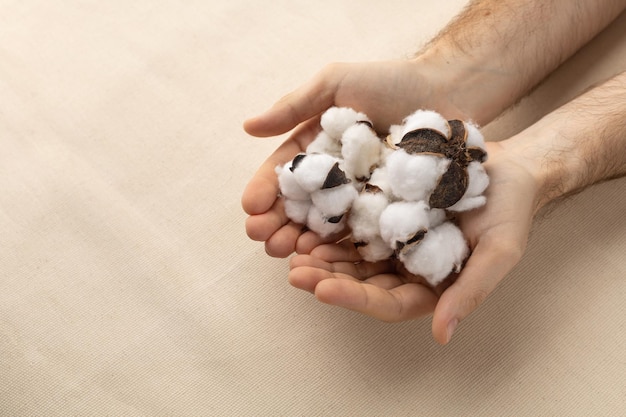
[
  {"x1": 242, "y1": 59, "x2": 477, "y2": 257},
  {"x1": 287, "y1": 141, "x2": 538, "y2": 344}
]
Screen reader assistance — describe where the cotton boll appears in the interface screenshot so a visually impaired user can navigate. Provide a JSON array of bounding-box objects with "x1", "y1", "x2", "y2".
[
  {"x1": 276, "y1": 163, "x2": 309, "y2": 201},
  {"x1": 464, "y1": 121, "x2": 488, "y2": 163},
  {"x1": 341, "y1": 122, "x2": 383, "y2": 181},
  {"x1": 306, "y1": 130, "x2": 342, "y2": 157},
  {"x1": 367, "y1": 166, "x2": 392, "y2": 197},
  {"x1": 386, "y1": 149, "x2": 450, "y2": 202},
  {"x1": 307, "y1": 205, "x2": 346, "y2": 238},
  {"x1": 320, "y1": 107, "x2": 370, "y2": 140},
  {"x1": 379, "y1": 201, "x2": 430, "y2": 250},
  {"x1": 401, "y1": 110, "x2": 450, "y2": 139},
  {"x1": 355, "y1": 236, "x2": 394, "y2": 263},
  {"x1": 387, "y1": 124, "x2": 404, "y2": 146},
  {"x1": 399, "y1": 221, "x2": 469, "y2": 286},
  {"x1": 311, "y1": 183, "x2": 358, "y2": 218},
  {"x1": 464, "y1": 121, "x2": 486, "y2": 151},
  {"x1": 284, "y1": 199, "x2": 312, "y2": 224},
  {"x1": 428, "y1": 208, "x2": 448, "y2": 228},
  {"x1": 447, "y1": 161, "x2": 489, "y2": 212},
  {"x1": 291, "y1": 153, "x2": 340, "y2": 193},
  {"x1": 348, "y1": 189, "x2": 390, "y2": 241}
]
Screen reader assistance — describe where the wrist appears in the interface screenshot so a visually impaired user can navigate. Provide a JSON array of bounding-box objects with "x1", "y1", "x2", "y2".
[{"x1": 411, "y1": 50, "x2": 520, "y2": 127}]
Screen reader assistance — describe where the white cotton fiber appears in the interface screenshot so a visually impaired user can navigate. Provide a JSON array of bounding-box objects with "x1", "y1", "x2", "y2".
[
  {"x1": 387, "y1": 124, "x2": 404, "y2": 146},
  {"x1": 464, "y1": 121, "x2": 487, "y2": 152},
  {"x1": 428, "y1": 208, "x2": 447, "y2": 228},
  {"x1": 311, "y1": 183, "x2": 358, "y2": 217},
  {"x1": 307, "y1": 205, "x2": 345, "y2": 238},
  {"x1": 348, "y1": 190, "x2": 389, "y2": 240},
  {"x1": 320, "y1": 107, "x2": 370, "y2": 140},
  {"x1": 447, "y1": 161, "x2": 489, "y2": 212},
  {"x1": 401, "y1": 109, "x2": 450, "y2": 139},
  {"x1": 379, "y1": 201, "x2": 430, "y2": 250},
  {"x1": 367, "y1": 166, "x2": 392, "y2": 197},
  {"x1": 356, "y1": 236, "x2": 395, "y2": 263},
  {"x1": 291, "y1": 153, "x2": 340, "y2": 193},
  {"x1": 276, "y1": 163, "x2": 309, "y2": 201},
  {"x1": 399, "y1": 221, "x2": 469, "y2": 286},
  {"x1": 284, "y1": 199, "x2": 312, "y2": 224},
  {"x1": 306, "y1": 130, "x2": 342, "y2": 157},
  {"x1": 386, "y1": 150, "x2": 450, "y2": 202},
  {"x1": 341, "y1": 123, "x2": 382, "y2": 181}
]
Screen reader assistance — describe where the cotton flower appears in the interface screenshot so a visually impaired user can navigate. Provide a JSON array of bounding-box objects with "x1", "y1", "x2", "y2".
[
  {"x1": 340, "y1": 122, "x2": 383, "y2": 182},
  {"x1": 291, "y1": 153, "x2": 341, "y2": 193},
  {"x1": 275, "y1": 160, "x2": 309, "y2": 201},
  {"x1": 307, "y1": 205, "x2": 346, "y2": 237},
  {"x1": 399, "y1": 221, "x2": 469, "y2": 286},
  {"x1": 306, "y1": 130, "x2": 342, "y2": 157},
  {"x1": 311, "y1": 182, "x2": 358, "y2": 219},
  {"x1": 348, "y1": 187, "x2": 389, "y2": 241},
  {"x1": 386, "y1": 149, "x2": 450, "y2": 202},
  {"x1": 320, "y1": 107, "x2": 370, "y2": 140},
  {"x1": 284, "y1": 199, "x2": 312, "y2": 225},
  {"x1": 354, "y1": 236, "x2": 394, "y2": 263},
  {"x1": 401, "y1": 109, "x2": 451, "y2": 139},
  {"x1": 379, "y1": 200, "x2": 431, "y2": 252}
]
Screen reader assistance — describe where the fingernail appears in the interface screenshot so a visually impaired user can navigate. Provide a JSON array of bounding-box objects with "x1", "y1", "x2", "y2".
[{"x1": 446, "y1": 319, "x2": 459, "y2": 344}]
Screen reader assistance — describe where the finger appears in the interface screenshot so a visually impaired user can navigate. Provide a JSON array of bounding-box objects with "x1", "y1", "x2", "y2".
[
  {"x1": 315, "y1": 279, "x2": 438, "y2": 322},
  {"x1": 241, "y1": 120, "x2": 319, "y2": 215},
  {"x1": 289, "y1": 255, "x2": 393, "y2": 285},
  {"x1": 245, "y1": 198, "x2": 290, "y2": 242},
  {"x1": 295, "y1": 229, "x2": 350, "y2": 255},
  {"x1": 431, "y1": 235, "x2": 524, "y2": 345},
  {"x1": 309, "y1": 240, "x2": 362, "y2": 262},
  {"x1": 263, "y1": 222, "x2": 305, "y2": 258},
  {"x1": 243, "y1": 67, "x2": 337, "y2": 137}
]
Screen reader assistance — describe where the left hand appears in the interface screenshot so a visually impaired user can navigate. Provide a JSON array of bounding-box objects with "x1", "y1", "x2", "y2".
[{"x1": 288, "y1": 141, "x2": 538, "y2": 344}]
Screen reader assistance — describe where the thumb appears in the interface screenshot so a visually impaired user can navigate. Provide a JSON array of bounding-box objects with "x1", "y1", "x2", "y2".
[
  {"x1": 243, "y1": 68, "x2": 338, "y2": 137},
  {"x1": 431, "y1": 236, "x2": 524, "y2": 344}
]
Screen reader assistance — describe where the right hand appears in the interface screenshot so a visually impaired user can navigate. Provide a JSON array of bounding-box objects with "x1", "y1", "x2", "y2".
[{"x1": 242, "y1": 59, "x2": 473, "y2": 257}]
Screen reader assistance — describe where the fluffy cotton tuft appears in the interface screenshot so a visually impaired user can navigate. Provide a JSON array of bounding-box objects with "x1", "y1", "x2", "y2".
[
  {"x1": 275, "y1": 163, "x2": 309, "y2": 201},
  {"x1": 341, "y1": 123, "x2": 382, "y2": 181},
  {"x1": 379, "y1": 201, "x2": 430, "y2": 250},
  {"x1": 464, "y1": 121, "x2": 486, "y2": 151},
  {"x1": 306, "y1": 130, "x2": 342, "y2": 157},
  {"x1": 311, "y1": 184, "x2": 358, "y2": 218},
  {"x1": 291, "y1": 153, "x2": 340, "y2": 193},
  {"x1": 284, "y1": 199, "x2": 312, "y2": 224},
  {"x1": 367, "y1": 166, "x2": 392, "y2": 197},
  {"x1": 386, "y1": 150, "x2": 450, "y2": 201},
  {"x1": 401, "y1": 109, "x2": 450, "y2": 139},
  {"x1": 320, "y1": 107, "x2": 370, "y2": 140},
  {"x1": 307, "y1": 205, "x2": 346, "y2": 237},
  {"x1": 399, "y1": 221, "x2": 469, "y2": 286},
  {"x1": 355, "y1": 236, "x2": 394, "y2": 263},
  {"x1": 349, "y1": 190, "x2": 389, "y2": 240}
]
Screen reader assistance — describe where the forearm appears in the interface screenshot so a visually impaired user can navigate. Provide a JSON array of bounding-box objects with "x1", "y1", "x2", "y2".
[
  {"x1": 502, "y1": 70, "x2": 626, "y2": 211},
  {"x1": 415, "y1": 0, "x2": 626, "y2": 125}
]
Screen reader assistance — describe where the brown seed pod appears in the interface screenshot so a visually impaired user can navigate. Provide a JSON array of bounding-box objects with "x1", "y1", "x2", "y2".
[
  {"x1": 395, "y1": 228, "x2": 427, "y2": 256},
  {"x1": 398, "y1": 119, "x2": 477, "y2": 209},
  {"x1": 322, "y1": 162, "x2": 351, "y2": 189}
]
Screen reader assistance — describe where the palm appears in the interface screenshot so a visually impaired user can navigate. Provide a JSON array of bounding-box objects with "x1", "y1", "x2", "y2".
[
  {"x1": 243, "y1": 60, "x2": 464, "y2": 257},
  {"x1": 287, "y1": 142, "x2": 537, "y2": 323}
]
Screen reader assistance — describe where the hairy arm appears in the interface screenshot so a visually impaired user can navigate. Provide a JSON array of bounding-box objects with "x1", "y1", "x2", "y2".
[
  {"x1": 417, "y1": 0, "x2": 626, "y2": 125},
  {"x1": 502, "y1": 70, "x2": 626, "y2": 211}
]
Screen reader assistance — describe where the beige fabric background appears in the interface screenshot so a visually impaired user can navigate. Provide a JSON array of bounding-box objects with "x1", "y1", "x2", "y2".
[{"x1": 1, "y1": 1, "x2": 625, "y2": 415}]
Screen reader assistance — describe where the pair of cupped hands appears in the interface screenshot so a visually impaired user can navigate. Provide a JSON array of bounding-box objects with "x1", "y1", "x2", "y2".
[{"x1": 242, "y1": 61, "x2": 537, "y2": 344}]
